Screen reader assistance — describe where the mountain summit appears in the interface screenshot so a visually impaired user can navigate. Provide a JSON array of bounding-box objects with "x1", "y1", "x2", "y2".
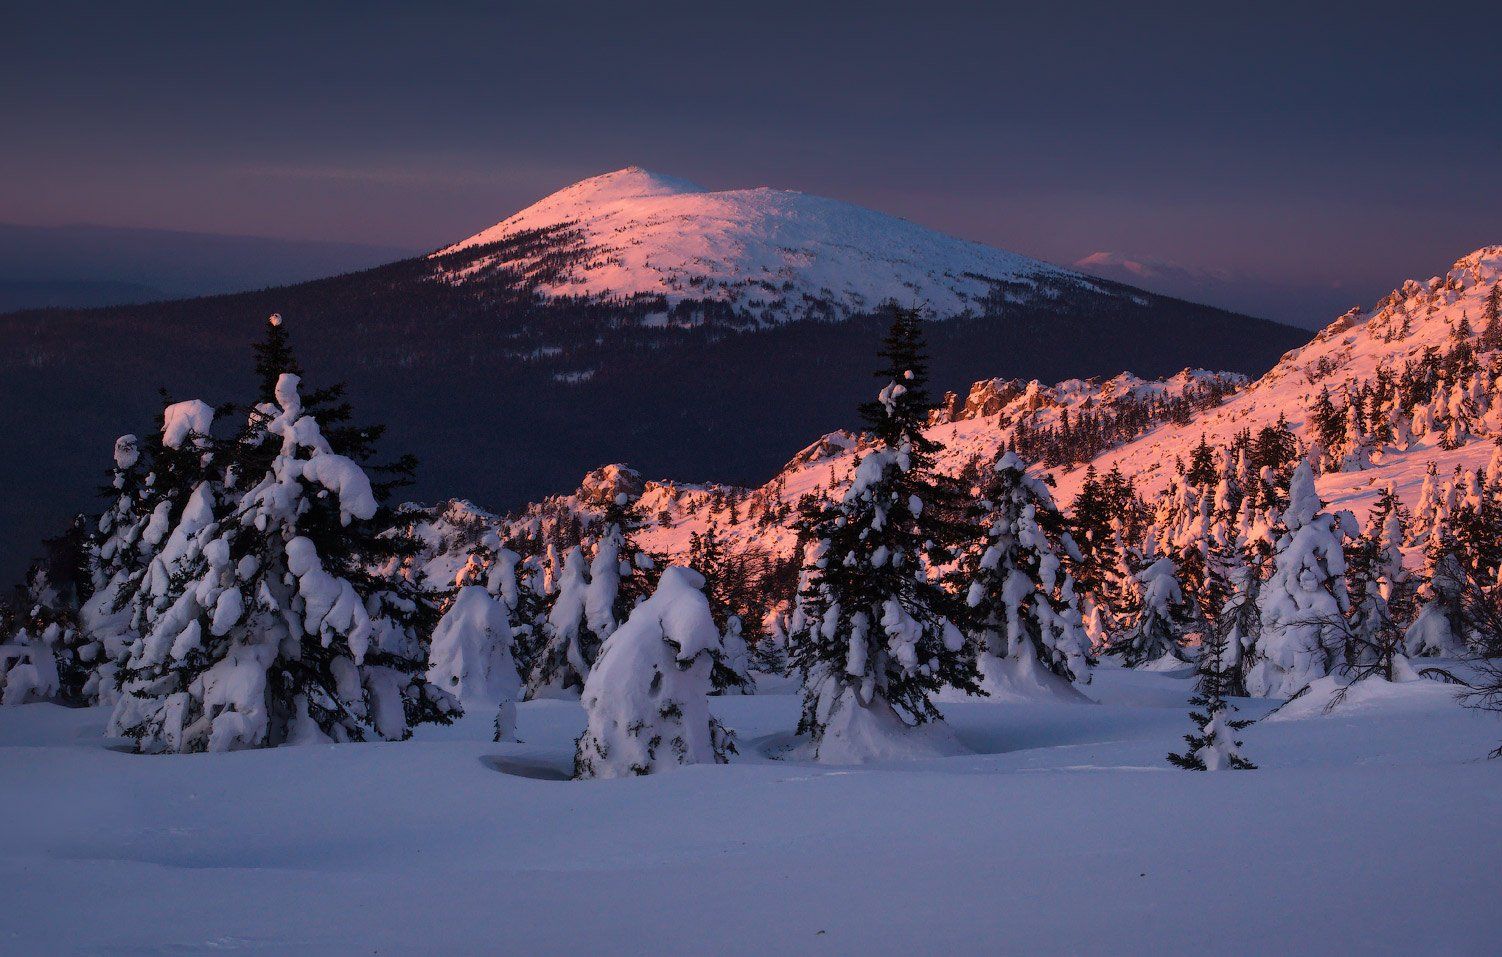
[
  {"x1": 0, "y1": 167, "x2": 1307, "y2": 585},
  {"x1": 433, "y1": 167, "x2": 1078, "y2": 323}
]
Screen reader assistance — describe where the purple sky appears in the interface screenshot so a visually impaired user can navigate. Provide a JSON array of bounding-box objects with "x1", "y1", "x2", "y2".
[{"x1": 3, "y1": 1, "x2": 1497, "y2": 326}]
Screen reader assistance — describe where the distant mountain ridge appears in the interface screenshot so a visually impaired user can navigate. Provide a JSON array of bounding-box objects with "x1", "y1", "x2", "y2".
[
  {"x1": 433, "y1": 166, "x2": 1086, "y2": 325},
  {"x1": 0, "y1": 167, "x2": 1305, "y2": 584},
  {"x1": 434, "y1": 246, "x2": 1502, "y2": 585}
]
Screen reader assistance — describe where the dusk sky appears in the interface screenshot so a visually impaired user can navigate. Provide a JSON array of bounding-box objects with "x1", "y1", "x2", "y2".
[{"x1": 3, "y1": 1, "x2": 1498, "y2": 324}]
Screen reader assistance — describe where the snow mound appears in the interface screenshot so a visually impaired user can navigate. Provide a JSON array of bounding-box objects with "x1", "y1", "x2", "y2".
[
  {"x1": 973, "y1": 652, "x2": 1094, "y2": 703},
  {"x1": 1265, "y1": 673, "x2": 1464, "y2": 722}
]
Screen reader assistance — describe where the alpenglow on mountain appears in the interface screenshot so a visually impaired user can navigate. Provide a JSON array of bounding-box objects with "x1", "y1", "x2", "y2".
[
  {"x1": 432, "y1": 166, "x2": 1080, "y2": 324},
  {"x1": 0, "y1": 166, "x2": 1306, "y2": 585}
]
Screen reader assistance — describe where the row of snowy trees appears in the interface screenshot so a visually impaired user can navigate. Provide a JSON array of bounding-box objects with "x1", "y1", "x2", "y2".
[
  {"x1": 6, "y1": 303, "x2": 1502, "y2": 773},
  {"x1": 1, "y1": 317, "x2": 459, "y2": 748}
]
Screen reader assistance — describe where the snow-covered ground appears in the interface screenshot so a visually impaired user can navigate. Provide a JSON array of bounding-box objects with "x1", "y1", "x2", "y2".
[{"x1": 2, "y1": 667, "x2": 1498, "y2": 955}]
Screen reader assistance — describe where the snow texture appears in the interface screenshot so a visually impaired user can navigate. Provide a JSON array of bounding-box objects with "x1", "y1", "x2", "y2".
[{"x1": 574, "y1": 566, "x2": 728, "y2": 778}]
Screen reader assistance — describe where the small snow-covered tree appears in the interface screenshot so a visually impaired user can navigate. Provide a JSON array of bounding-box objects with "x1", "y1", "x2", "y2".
[
  {"x1": 1108, "y1": 553, "x2": 1198, "y2": 667},
  {"x1": 687, "y1": 523, "x2": 754, "y2": 694},
  {"x1": 485, "y1": 546, "x2": 549, "y2": 680},
  {"x1": 786, "y1": 306, "x2": 979, "y2": 761},
  {"x1": 1341, "y1": 527, "x2": 1409, "y2": 681},
  {"x1": 573, "y1": 566, "x2": 734, "y2": 778},
  {"x1": 1167, "y1": 623, "x2": 1256, "y2": 771},
  {"x1": 960, "y1": 451, "x2": 1091, "y2": 698},
  {"x1": 1404, "y1": 533, "x2": 1469, "y2": 658},
  {"x1": 1246, "y1": 463, "x2": 1354, "y2": 697},
  {"x1": 428, "y1": 585, "x2": 522, "y2": 738},
  {"x1": 1210, "y1": 547, "x2": 1261, "y2": 697},
  {"x1": 526, "y1": 546, "x2": 600, "y2": 697},
  {"x1": 0, "y1": 571, "x2": 66, "y2": 707},
  {"x1": 109, "y1": 373, "x2": 456, "y2": 752}
]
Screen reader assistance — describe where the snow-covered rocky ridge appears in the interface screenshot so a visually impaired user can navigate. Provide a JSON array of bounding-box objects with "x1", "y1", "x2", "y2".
[
  {"x1": 409, "y1": 246, "x2": 1502, "y2": 584},
  {"x1": 432, "y1": 166, "x2": 1097, "y2": 325},
  {"x1": 1069, "y1": 245, "x2": 1502, "y2": 517}
]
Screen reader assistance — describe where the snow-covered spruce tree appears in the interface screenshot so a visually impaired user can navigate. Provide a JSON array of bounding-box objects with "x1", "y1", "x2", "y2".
[
  {"x1": 427, "y1": 585, "x2": 521, "y2": 739},
  {"x1": 1167, "y1": 623, "x2": 1256, "y2": 771},
  {"x1": 1404, "y1": 532, "x2": 1470, "y2": 658},
  {"x1": 482, "y1": 545, "x2": 548, "y2": 680},
  {"x1": 78, "y1": 398, "x2": 219, "y2": 703},
  {"x1": 5, "y1": 518, "x2": 97, "y2": 705},
  {"x1": 109, "y1": 373, "x2": 457, "y2": 752},
  {"x1": 1341, "y1": 523, "x2": 1410, "y2": 681},
  {"x1": 786, "y1": 306, "x2": 980, "y2": 762},
  {"x1": 0, "y1": 568, "x2": 68, "y2": 706},
  {"x1": 1246, "y1": 463, "x2": 1355, "y2": 698},
  {"x1": 573, "y1": 566, "x2": 735, "y2": 779},
  {"x1": 1212, "y1": 551, "x2": 1261, "y2": 698},
  {"x1": 687, "y1": 523, "x2": 754, "y2": 694},
  {"x1": 526, "y1": 545, "x2": 600, "y2": 697},
  {"x1": 583, "y1": 482, "x2": 658, "y2": 642},
  {"x1": 959, "y1": 451, "x2": 1092, "y2": 699},
  {"x1": 1108, "y1": 552, "x2": 1199, "y2": 667}
]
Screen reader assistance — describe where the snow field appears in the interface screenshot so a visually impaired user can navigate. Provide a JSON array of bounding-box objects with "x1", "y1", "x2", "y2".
[{"x1": 1, "y1": 664, "x2": 1497, "y2": 955}]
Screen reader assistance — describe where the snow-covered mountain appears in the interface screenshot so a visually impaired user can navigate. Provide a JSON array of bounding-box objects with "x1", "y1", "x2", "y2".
[
  {"x1": 433, "y1": 167, "x2": 1084, "y2": 324},
  {"x1": 409, "y1": 246, "x2": 1502, "y2": 586},
  {"x1": 0, "y1": 166, "x2": 1303, "y2": 588}
]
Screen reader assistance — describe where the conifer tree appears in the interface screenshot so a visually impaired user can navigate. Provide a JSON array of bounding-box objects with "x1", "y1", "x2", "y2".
[
  {"x1": 687, "y1": 523, "x2": 754, "y2": 694},
  {"x1": 786, "y1": 305, "x2": 980, "y2": 761},
  {"x1": 1108, "y1": 553, "x2": 1198, "y2": 666},
  {"x1": 1480, "y1": 284, "x2": 1502, "y2": 352},
  {"x1": 960, "y1": 452, "x2": 1091, "y2": 697},
  {"x1": 526, "y1": 546, "x2": 600, "y2": 697},
  {"x1": 1341, "y1": 523, "x2": 1409, "y2": 680},
  {"x1": 1, "y1": 567, "x2": 68, "y2": 706},
  {"x1": 1167, "y1": 623, "x2": 1256, "y2": 771},
  {"x1": 109, "y1": 372, "x2": 457, "y2": 752},
  {"x1": 427, "y1": 585, "x2": 521, "y2": 717},
  {"x1": 574, "y1": 567, "x2": 734, "y2": 778},
  {"x1": 1246, "y1": 463, "x2": 1354, "y2": 697},
  {"x1": 1404, "y1": 531, "x2": 1469, "y2": 657}
]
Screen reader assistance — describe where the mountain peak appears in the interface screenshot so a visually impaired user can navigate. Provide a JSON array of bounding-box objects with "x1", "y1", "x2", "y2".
[{"x1": 434, "y1": 167, "x2": 1082, "y2": 322}]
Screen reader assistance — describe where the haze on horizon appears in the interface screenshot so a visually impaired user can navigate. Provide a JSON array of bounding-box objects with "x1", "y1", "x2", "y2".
[{"x1": 2, "y1": 0, "x2": 1498, "y2": 327}]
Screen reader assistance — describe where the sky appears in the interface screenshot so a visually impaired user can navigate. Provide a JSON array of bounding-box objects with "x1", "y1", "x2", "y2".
[{"x1": 2, "y1": 1, "x2": 1498, "y2": 327}]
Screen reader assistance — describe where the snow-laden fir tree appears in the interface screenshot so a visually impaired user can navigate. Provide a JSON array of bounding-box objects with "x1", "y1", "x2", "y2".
[
  {"x1": 1166, "y1": 622, "x2": 1256, "y2": 771},
  {"x1": 573, "y1": 566, "x2": 735, "y2": 779},
  {"x1": 1213, "y1": 552, "x2": 1261, "y2": 697},
  {"x1": 526, "y1": 545, "x2": 600, "y2": 697},
  {"x1": 1246, "y1": 462, "x2": 1355, "y2": 698},
  {"x1": 0, "y1": 569, "x2": 67, "y2": 706},
  {"x1": 79, "y1": 398, "x2": 219, "y2": 703},
  {"x1": 960, "y1": 451, "x2": 1092, "y2": 699},
  {"x1": 109, "y1": 373, "x2": 457, "y2": 752},
  {"x1": 786, "y1": 306, "x2": 979, "y2": 762},
  {"x1": 484, "y1": 545, "x2": 549, "y2": 680},
  {"x1": 582, "y1": 467, "x2": 658, "y2": 638},
  {"x1": 1403, "y1": 531, "x2": 1470, "y2": 657},
  {"x1": 687, "y1": 523, "x2": 754, "y2": 694},
  {"x1": 1108, "y1": 549, "x2": 1199, "y2": 668},
  {"x1": 1341, "y1": 519, "x2": 1410, "y2": 681},
  {"x1": 427, "y1": 585, "x2": 522, "y2": 739}
]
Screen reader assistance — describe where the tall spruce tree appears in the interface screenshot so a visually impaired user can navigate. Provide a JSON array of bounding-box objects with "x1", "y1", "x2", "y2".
[
  {"x1": 959, "y1": 451, "x2": 1092, "y2": 699},
  {"x1": 786, "y1": 305, "x2": 980, "y2": 762}
]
